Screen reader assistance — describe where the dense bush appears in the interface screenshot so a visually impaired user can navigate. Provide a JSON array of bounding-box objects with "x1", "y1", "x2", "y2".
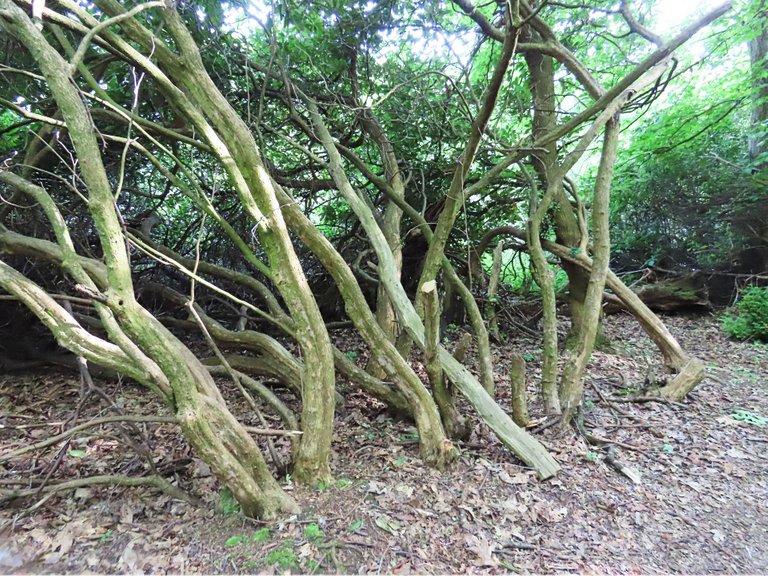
[{"x1": 722, "y1": 287, "x2": 768, "y2": 341}]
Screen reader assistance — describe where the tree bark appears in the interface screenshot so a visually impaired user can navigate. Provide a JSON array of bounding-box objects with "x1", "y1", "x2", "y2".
[
  {"x1": 559, "y1": 118, "x2": 620, "y2": 424},
  {"x1": 524, "y1": 169, "x2": 562, "y2": 416},
  {"x1": 510, "y1": 354, "x2": 530, "y2": 428},
  {"x1": 423, "y1": 281, "x2": 467, "y2": 440},
  {"x1": 79, "y1": 0, "x2": 337, "y2": 484},
  {"x1": 486, "y1": 241, "x2": 504, "y2": 342}
]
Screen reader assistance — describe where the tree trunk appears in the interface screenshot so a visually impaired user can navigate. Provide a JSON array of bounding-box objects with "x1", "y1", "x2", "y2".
[
  {"x1": 525, "y1": 169, "x2": 562, "y2": 416},
  {"x1": 486, "y1": 241, "x2": 504, "y2": 342},
  {"x1": 509, "y1": 354, "x2": 530, "y2": 427},
  {"x1": 559, "y1": 118, "x2": 620, "y2": 423},
  {"x1": 0, "y1": 1, "x2": 299, "y2": 517},
  {"x1": 86, "y1": 0, "x2": 337, "y2": 485},
  {"x1": 423, "y1": 281, "x2": 467, "y2": 440}
]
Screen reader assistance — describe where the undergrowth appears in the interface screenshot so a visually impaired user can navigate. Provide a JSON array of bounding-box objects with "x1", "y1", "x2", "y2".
[{"x1": 722, "y1": 286, "x2": 768, "y2": 342}]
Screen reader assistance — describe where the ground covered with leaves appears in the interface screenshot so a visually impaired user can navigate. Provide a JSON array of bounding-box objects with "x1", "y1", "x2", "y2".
[{"x1": 1, "y1": 313, "x2": 767, "y2": 574}]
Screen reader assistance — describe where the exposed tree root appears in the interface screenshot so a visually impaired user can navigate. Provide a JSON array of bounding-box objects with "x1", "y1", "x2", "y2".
[{"x1": 0, "y1": 474, "x2": 194, "y2": 505}]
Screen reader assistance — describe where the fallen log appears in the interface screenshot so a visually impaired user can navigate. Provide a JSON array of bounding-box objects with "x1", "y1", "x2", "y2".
[{"x1": 605, "y1": 271, "x2": 710, "y2": 313}]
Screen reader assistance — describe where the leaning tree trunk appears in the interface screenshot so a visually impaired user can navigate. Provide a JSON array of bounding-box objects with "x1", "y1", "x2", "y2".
[
  {"x1": 0, "y1": 1, "x2": 298, "y2": 518},
  {"x1": 413, "y1": 30, "x2": 519, "y2": 396},
  {"x1": 307, "y1": 102, "x2": 457, "y2": 468},
  {"x1": 361, "y1": 109, "x2": 406, "y2": 376},
  {"x1": 84, "y1": 0, "x2": 336, "y2": 485}
]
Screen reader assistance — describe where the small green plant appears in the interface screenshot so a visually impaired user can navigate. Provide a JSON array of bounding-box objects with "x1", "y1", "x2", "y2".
[
  {"x1": 584, "y1": 452, "x2": 599, "y2": 462},
  {"x1": 335, "y1": 478, "x2": 352, "y2": 488},
  {"x1": 523, "y1": 351, "x2": 536, "y2": 362},
  {"x1": 344, "y1": 350, "x2": 358, "y2": 360},
  {"x1": 304, "y1": 523, "x2": 325, "y2": 542},
  {"x1": 731, "y1": 410, "x2": 768, "y2": 426},
  {"x1": 265, "y1": 545, "x2": 299, "y2": 570},
  {"x1": 99, "y1": 529, "x2": 113, "y2": 544},
  {"x1": 347, "y1": 519, "x2": 364, "y2": 533},
  {"x1": 218, "y1": 487, "x2": 241, "y2": 515},
  {"x1": 225, "y1": 534, "x2": 248, "y2": 547},
  {"x1": 722, "y1": 286, "x2": 768, "y2": 341},
  {"x1": 661, "y1": 444, "x2": 675, "y2": 454},
  {"x1": 252, "y1": 528, "x2": 272, "y2": 543}
]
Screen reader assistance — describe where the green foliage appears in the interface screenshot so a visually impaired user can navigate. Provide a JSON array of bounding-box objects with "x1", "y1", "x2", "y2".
[
  {"x1": 252, "y1": 528, "x2": 272, "y2": 543},
  {"x1": 722, "y1": 287, "x2": 768, "y2": 341},
  {"x1": 225, "y1": 534, "x2": 248, "y2": 547},
  {"x1": 600, "y1": 9, "x2": 764, "y2": 273},
  {"x1": 304, "y1": 523, "x2": 325, "y2": 542},
  {"x1": 265, "y1": 544, "x2": 299, "y2": 570},
  {"x1": 218, "y1": 487, "x2": 241, "y2": 515},
  {"x1": 609, "y1": 105, "x2": 753, "y2": 267},
  {"x1": 483, "y1": 250, "x2": 569, "y2": 295},
  {"x1": 0, "y1": 110, "x2": 28, "y2": 156},
  {"x1": 99, "y1": 529, "x2": 114, "y2": 544}
]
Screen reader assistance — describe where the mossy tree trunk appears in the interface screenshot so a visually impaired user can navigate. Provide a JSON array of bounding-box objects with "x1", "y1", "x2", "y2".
[
  {"x1": 81, "y1": 0, "x2": 336, "y2": 485},
  {"x1": 558, "y1": 118, "x2": 620, "y2": 423},
  {"x1": 423, "y1": 281, "x2": 467, "y2": 440},
  {"x1": 0, "y1": 0, "x2": 298, "y2": 518}
]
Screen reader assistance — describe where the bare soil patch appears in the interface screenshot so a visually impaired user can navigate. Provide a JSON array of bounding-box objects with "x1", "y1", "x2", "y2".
[{"x1": 1, "y1": 313, "x2": 766, "y2": 574}]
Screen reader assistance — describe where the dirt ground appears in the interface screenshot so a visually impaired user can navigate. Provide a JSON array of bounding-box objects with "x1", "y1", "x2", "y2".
[{"x1": 1, "y1": 313, "x2": 767, "y2": 574}]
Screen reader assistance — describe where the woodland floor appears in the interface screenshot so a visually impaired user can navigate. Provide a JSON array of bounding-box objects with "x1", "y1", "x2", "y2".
[{"x1": 1, "y1": 313, "x2": 767, "y2": 574}]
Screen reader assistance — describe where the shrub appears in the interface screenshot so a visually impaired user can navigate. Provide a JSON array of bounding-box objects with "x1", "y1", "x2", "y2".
[{"x1": 722, "y1": 287, "x2": 768, "y2": 341}]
